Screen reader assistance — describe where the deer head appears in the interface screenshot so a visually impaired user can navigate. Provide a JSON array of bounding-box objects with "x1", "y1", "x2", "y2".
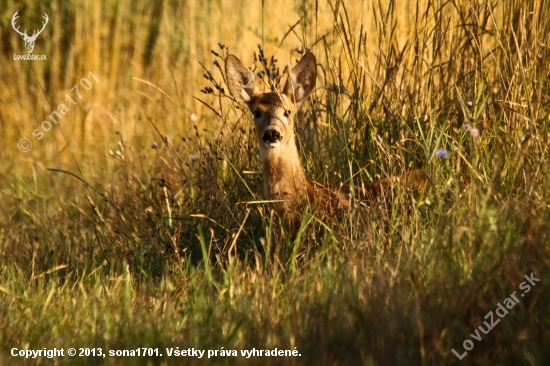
[
  {"x1": 11, "y1": 11, "x2": 49, "y2": 54},
  {"x1": 225, "y1": 52, "x2": 317, "y2": 162}
]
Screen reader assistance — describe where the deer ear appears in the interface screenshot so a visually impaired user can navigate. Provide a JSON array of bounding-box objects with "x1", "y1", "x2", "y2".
[
  {"x1": 283, "y1": 52, "x2": 317, "y2": 104},
  {"x1": 225, "y1": 55, "x2": 258, "y2": 102}
]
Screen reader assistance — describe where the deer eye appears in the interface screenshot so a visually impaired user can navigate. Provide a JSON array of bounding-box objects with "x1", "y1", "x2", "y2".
[
  {"x1": 283, "y1": 110, "x2": 291, "y2": 118},
  {"x1": 253, "y1": 111, "x2": 261, "y2": 118}
]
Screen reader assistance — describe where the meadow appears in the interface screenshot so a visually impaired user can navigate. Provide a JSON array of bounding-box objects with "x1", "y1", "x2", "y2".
[{"x1": 0, "y1": 0, "x2": 549, "y2": 364}]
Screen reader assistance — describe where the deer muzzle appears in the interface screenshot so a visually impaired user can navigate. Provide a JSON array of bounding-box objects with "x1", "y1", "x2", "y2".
[{"x1": 263, "y1": 128, "x2": 282, "y2": 147}]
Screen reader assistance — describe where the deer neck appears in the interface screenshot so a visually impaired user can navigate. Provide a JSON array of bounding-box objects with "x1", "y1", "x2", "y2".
[{"x1": 260, "y1": 137, "x2": 307, "y2": 204}]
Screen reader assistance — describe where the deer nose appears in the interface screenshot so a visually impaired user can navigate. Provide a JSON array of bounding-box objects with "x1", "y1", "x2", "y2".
[{"x1": 263, "y1": 129, "x2": 281, "y2": 143}]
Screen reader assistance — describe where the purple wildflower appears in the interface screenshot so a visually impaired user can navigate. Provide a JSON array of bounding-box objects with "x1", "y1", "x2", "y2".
[
  {"x1": 467, "y1": 101, "x2": 474, "y2": 108},
  {"x1": 463, "y1": 124, "x2": 471, "y2": 131},
  {"x1": 436, "y1": 149, "x2": 450, "y2": 158},
  {"x1": 213, "y1": 59, "x2": 219, "y2": 66},
  {"x1": 469, "y1": 128, "x2": 479, "y2": 137}
]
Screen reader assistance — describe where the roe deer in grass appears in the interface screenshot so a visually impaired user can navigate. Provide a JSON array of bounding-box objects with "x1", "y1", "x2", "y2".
[{"x1": 225, "y1": 52, "x2": 428, "y2": 235}]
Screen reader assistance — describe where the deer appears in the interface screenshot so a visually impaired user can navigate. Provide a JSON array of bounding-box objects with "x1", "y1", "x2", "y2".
[
  {"x1": 225, "y1": 52, "x2": 428, "y2": 237},
  {"x1": 11, "y1": 11, "x2": 49, "y2": 54}
]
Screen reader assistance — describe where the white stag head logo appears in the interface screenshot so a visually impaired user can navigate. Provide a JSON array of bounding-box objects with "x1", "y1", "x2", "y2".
[{"x1": 11, "y1": 11, "x2": 49, "y2": 54}]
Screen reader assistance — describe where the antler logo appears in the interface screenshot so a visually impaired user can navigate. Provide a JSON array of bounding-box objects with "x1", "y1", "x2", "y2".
[{"x1": 11, "y1": 11, "x2": 49, "y2": 54}]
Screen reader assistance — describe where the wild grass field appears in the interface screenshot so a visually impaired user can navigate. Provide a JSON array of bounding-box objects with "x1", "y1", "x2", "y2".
[{"x1": 1, "y1": 0, "x2": 549, "y2": 365}]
